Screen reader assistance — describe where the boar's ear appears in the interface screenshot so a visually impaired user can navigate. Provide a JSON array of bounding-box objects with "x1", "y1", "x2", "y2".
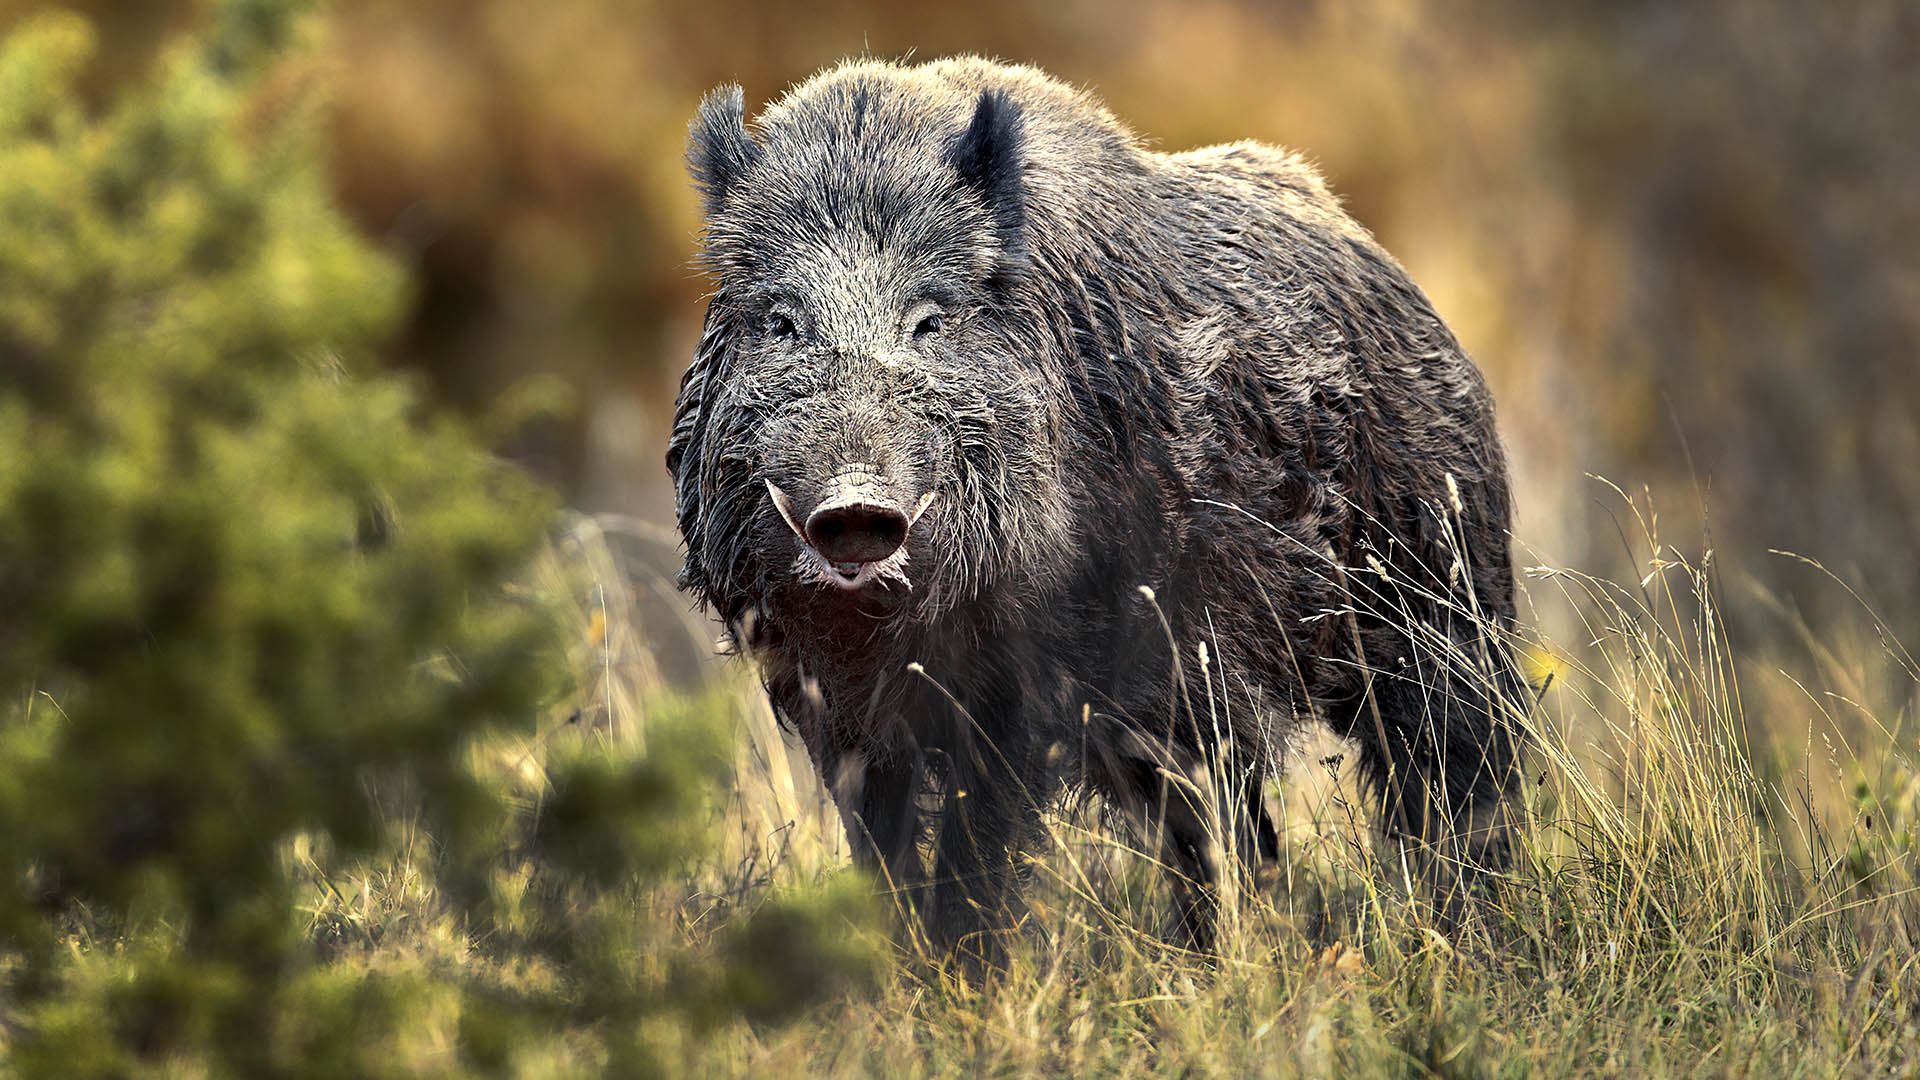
[
  {"x1": 687, "y1": 84, "x2": 761, "y2": 217},
  {"x1": 947, "y1": 89, "x2": 1025, "y2": 245}
]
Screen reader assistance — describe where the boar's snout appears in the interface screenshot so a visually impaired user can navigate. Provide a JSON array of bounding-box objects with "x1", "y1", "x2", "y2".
[
  {"x1": 806, "y1": 500, "x2": 909, "y2": 564},
  {"x1": 804, "y1": 470, "x2": 921, "y2": 565},
  {"x1": 765, "y1": 472, "x2": 938, "y2": 573}
]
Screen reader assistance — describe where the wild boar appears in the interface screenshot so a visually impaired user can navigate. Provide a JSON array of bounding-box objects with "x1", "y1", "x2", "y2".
[{"x1": 669, "y1": 57, "x2": 1524, "y2": 960}]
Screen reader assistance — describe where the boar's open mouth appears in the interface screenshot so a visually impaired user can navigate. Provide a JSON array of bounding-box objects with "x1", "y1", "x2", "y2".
[{"x1": 766, "y1": 479, "x2": 936, "y2": 591}]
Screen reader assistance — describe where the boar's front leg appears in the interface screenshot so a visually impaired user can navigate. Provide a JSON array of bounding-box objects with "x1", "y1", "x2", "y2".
[
  {"x1": 821, "y1": 744, "x2": 929, "y2": 917},
  {"x1": 925, "y1": 759, "x2": 1034, "y2": 970},
  {"x1": 916, "y1": 683, "x2": 1047, "y2": 972}
]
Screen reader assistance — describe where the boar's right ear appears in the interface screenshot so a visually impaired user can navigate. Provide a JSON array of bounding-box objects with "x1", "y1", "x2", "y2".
[
  {"x1": 947, "y1": 89, "x2": 1025, "y2": 246},
  {"x1": 688, "y1": 84, "x2": 761, "y2": 217}
]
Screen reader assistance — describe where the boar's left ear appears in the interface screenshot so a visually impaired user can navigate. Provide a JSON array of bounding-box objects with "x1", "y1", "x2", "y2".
[
  {"x1": 688, "y1": 84, "x2": 762, "y2": 218},
  {"x1": 947, "y1": 89, "x2": 1025, "y2": 246}
]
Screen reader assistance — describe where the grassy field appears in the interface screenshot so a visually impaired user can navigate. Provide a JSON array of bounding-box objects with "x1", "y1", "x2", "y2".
[{"x1": 314, "y1": 498, "x2": 1916, "y2": 1078}]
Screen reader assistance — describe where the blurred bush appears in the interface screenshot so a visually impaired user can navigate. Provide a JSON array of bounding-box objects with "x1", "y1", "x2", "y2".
[{"x1": 0, "y1": 4, "x2": 874, "y2": 1073}]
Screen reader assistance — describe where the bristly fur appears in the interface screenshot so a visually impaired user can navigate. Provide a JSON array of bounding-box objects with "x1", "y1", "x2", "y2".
[
  {"x1": 686, "y1": 84, "x2": 761, "y2": 217},
  {"x1": 945, "y1": 89, "x2": 1026, "y2": 249},
  {"x1": 669, "y1": 56, "x2": 1525, "y2": 961}
]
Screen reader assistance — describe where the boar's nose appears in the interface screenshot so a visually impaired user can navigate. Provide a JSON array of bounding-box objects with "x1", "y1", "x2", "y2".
[
  {"x1": 766, "y1": 478, "x2": 938, "y2": 568},
  {"x1": 805, "y1": 501, "x2": 910, "y2": 564}
]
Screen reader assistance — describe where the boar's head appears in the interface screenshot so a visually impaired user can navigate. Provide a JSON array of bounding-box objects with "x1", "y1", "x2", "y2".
[{"x1": 669, "y1": 75, "x2": 1072, "y2": 638}]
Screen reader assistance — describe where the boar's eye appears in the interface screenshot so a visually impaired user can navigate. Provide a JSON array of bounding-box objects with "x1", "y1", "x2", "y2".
[
  {"x1": 766, "y1": 312, "x2": 798, "y2": 340},
  {"x1": 913, "y1": 313, "x2": 946, "y2": 338}
]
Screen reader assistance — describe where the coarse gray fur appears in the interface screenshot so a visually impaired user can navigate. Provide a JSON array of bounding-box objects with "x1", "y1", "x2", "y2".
[{"x1": 669, "y1": 57, "x2": 1524, "y2": 961}]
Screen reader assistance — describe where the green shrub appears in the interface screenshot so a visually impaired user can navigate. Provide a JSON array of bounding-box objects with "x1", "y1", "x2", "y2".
[{"x1": 0, "y1": 5, "x2": 876, "y2": 1075}]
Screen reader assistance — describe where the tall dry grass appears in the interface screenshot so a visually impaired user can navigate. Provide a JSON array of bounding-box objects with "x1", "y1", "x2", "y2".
[{"x1": 300, "y1": 490, "x2": 1918, "y2": 1075}]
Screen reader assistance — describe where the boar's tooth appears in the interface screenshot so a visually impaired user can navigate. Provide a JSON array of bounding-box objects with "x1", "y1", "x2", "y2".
[
  {"x1": 906, "y1": 490, "x2": 938, "y2": 529},
  {"x1": 765, "y1": 479, "x2": 806, "y2": 538}
]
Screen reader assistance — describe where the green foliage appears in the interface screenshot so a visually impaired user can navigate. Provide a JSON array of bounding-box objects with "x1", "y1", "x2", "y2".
[{"x1": 0, "y1": 5, "x2": 879, "y2": 1075}]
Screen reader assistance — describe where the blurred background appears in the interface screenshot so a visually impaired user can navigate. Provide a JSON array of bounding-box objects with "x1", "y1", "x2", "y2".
[{"x1": 17, "y1": 0, "x2": 1920, "y2": 649}]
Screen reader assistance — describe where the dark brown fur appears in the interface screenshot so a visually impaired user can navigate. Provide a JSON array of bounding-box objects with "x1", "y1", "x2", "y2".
[{"x1": 670, "y1": 57, "x2": 1524, "y2": 961}]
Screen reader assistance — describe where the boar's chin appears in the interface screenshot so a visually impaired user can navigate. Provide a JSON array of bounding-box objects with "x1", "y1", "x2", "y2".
[{"x1": 790, "y1": 542, "x2": 914, "y2": 593}]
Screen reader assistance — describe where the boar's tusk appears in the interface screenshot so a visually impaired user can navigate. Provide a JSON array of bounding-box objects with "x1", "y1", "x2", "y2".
[
  {"x1": 906, "y1": 490, "x2": 938, "y2": 529},
  {"x1": 765, "y1": 480, "x2": 806, "y2": 539}
]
